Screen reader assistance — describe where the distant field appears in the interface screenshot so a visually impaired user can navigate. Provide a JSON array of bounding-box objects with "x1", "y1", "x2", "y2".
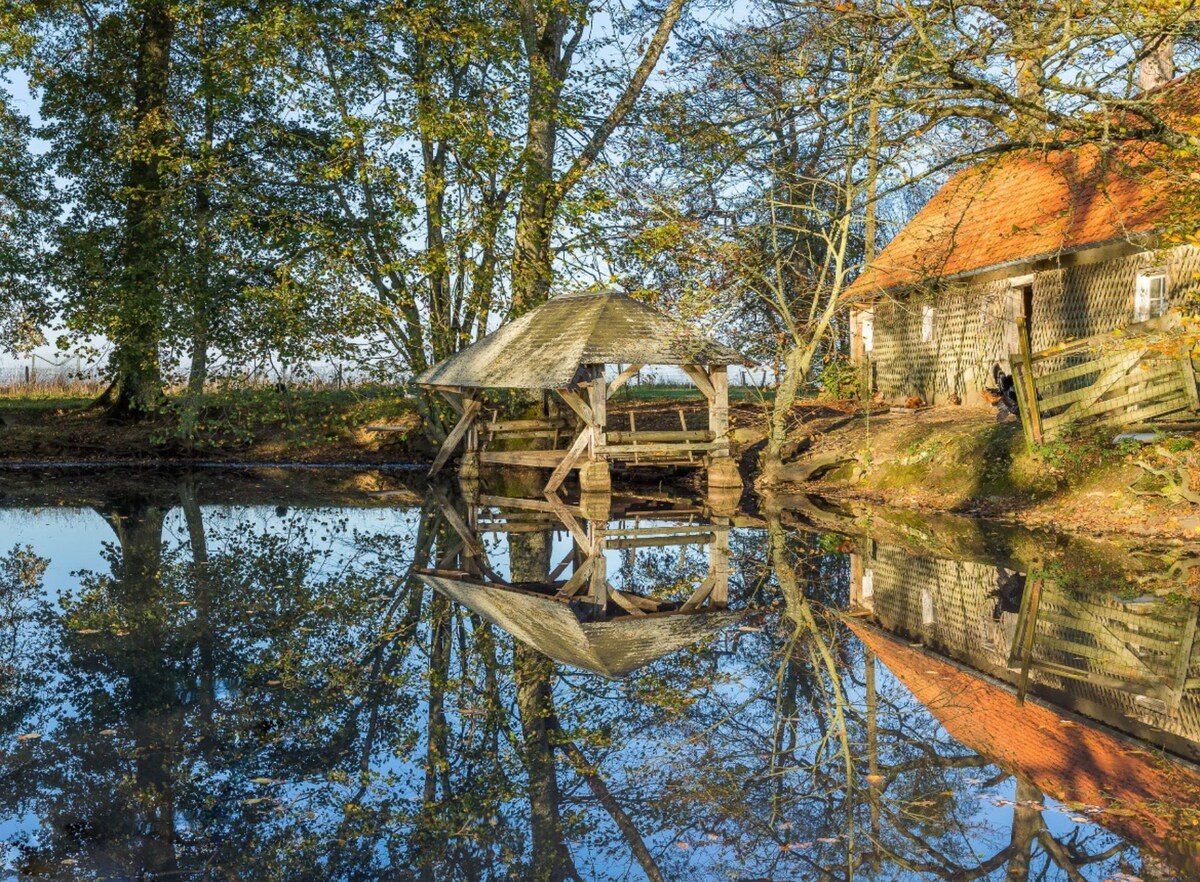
[{"x1": 611, "y1": 384, "x2": 772, "y2": 405}]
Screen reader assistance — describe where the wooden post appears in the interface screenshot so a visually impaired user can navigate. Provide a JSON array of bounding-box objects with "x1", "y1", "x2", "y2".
[
  {"x1": 584, "y1": 520, "x2": 608, "y2": 619},
  {"x1": 589, "y1": 364, "x2": 607, "y2": 460},
  {"x1": 709, "y1": 365, "x2": 730, "y2": 454},
  {"x1": 1181, "y1": 349, "x2": 1200, "y2": 412},
  {"x1": 1014, "y1": 317, "x2": 1043, "y2": 443},
  {"x1": 708, "y1": 523, "x2": 730, "y2": 608}
]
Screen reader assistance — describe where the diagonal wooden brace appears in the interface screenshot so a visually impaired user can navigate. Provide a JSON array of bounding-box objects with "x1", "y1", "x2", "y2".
[{"x1": 429, "y1": 397, "x2": 482, "y2": 476}]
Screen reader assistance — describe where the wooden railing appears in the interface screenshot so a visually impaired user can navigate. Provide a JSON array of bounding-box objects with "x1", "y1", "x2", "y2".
[{"x1": 1011, "y1": 313, "x2": 1200, "y2": 442}]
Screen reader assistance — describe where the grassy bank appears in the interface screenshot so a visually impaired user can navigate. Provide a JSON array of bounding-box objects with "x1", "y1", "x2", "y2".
[
  {"x1": 0, "y1": 382, "x2": 772, "y2": 465},
  {"x1": 760, "y1": 404, "x2": 1200, "y2": 539},
  {"x1": 0, "y1": 386, "x2": 427, "y2": 464}
]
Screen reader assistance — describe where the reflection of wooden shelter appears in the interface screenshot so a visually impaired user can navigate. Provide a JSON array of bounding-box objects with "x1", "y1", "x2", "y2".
[
  {"x1": 413, "y1": 289, "x2": 748, "y2": 492},
  {"x1": 417, "y1": 489, "x2": 738, "y2": 676},
  {"x1": 422, "y1": 574, "x2": 740, "y2": 678}
]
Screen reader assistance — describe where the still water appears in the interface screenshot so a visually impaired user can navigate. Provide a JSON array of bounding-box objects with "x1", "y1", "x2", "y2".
[{"x1": 0, "y1": 468, "x2": 1197, "y2": 880}]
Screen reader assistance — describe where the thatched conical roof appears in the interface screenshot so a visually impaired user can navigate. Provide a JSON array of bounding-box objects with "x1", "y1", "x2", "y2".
[
  {"x1": 414, "y1": 289, "x2": 748, "y2": 390},
  {"x1": 418, "y1": 572, "x2": 742, "y2": 678}
]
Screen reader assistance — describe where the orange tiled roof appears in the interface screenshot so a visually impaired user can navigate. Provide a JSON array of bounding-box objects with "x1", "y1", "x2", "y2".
[
  {"x1": 847, "y1": 619, "x2": 1200, "y2": 869},
  {"x1": 846, "y1": 76, "x2": 1200, "y2": 299}
]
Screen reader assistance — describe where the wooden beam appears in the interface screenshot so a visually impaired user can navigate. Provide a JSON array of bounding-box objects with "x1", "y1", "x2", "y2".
[
  {"x1": 605, "y1": 429, "x2": 712, "y2": 444},
  {"x1": 607, "y1": 533, "x2": 714, "y2": 549},
  {"x1": 482, "y1": 418, "x2": 571, "y2": 432},
  {"x1": 437, "y1": 389, "x2": 465, "y2": 416},
  {"x1": 555, "y1": 558, "x2": 594, "y2": 599},
  {"x1": 610, "y1": 588, "x2": 647, "y2": 617},
  {"x1": 429, "y1": 397, "x2": 482, "y2": 475},
  {"x1": 556, "y1": 388, "x2": 594, "y2": 424},
  {"x1": 481, "y1": 495, "x2": 582, "y2": 516},
  {"x1": 1049, "y1": 349, "x2": 1144, "y2": 427},
  {"x1": 478, "y1": 450, "x2": 567, "y2": 468},
  {"x1": 679, "y1": 575, "x2": 717, "y2": 612},
  {"x1": 608, "y1": 363, "x2": 644, "y2": 397},
  {"x1": 601, "y1": 441, "x2": 727, "y2": 456},
  {"x1": 542, "y1": 487, "x2": 591, "y2": 549},
  {"x1": 544, "y1": 428, "x2": 593, "y2": 495},
  {"x1": 681, "y1": 365, "x2": 715, "y2": 400}
]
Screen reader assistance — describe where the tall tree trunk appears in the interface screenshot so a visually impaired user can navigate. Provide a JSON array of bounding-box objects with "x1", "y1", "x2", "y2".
[
  {"x1": 1006, "y1": 777, "x2": 1042, "y2": 879},
  {"x1": 510, "y1": 8, "x2": 569, "y2": 316},
  {"x1": 112, "y1": 0, "x2": 174, "y2": 418},
  {"x1": 183, "y1": 16, "x2": 214, "y2": 439},
  {"x1": 510, "y1": 530, "x2": 576, "y2": 882}
]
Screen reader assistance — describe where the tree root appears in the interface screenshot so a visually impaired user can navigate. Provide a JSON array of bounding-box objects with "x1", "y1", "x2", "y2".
[{"x1": 1131, "y1": 447, "x2": 1200, "y2": 505}]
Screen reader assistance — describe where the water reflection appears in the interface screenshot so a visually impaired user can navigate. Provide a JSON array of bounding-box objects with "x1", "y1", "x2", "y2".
[
  {"x1": 417, "y1": 489, "x2": 742, "y2": 677},
  {"x1": 0, "y1": 471, "x2": 1195, "y2": 879}
]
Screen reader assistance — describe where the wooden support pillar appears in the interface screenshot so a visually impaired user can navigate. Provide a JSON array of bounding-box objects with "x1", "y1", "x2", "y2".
[
  {"x1": 581, "y1": 365, "x2": 611, "y2": 491},
  {"x1": 708, "y1": 523, "x2": 730, "y2": 608},
  {"x1": 588, "y1": 364, "x2": 608, "y2": 460},
  {"x1": 706, "y1": 364, "x2": 741, "y2": 492},
  {"x1": 708, "y1": 365, "x2": 729, "y2": 454},
  {"x1": 583, "y1": 520, "x2": 608, "y2": 619}
]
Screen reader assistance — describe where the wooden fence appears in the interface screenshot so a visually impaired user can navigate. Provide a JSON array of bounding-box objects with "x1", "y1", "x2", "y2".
[{"x1": 1011, "y1": 313, "x2": 1200, "y2": 442}]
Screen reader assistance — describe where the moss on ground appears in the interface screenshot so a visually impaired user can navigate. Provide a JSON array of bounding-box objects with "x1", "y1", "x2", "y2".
[{"x1": 765, "y1": 404, "x2": 1200, "y2": 538}]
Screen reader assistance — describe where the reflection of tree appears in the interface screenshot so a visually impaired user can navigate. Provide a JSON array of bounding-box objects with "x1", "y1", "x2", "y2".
[{"x1": 0, "y1": 486, "x2": 1173, "y2": 880}]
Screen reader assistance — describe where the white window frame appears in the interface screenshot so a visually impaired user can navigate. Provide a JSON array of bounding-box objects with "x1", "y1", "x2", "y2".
[
  {"x1": 1134, "y1": 271, "x2": 1168, "y2": 322},
  {"x1": 921, "y1": 304, "x2": 935, "y2": 343}
]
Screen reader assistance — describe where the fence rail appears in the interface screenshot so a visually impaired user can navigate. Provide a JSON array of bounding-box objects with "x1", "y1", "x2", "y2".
[{"x1": 1012, "y1": 312, "x2": 1199, "y2": 442}]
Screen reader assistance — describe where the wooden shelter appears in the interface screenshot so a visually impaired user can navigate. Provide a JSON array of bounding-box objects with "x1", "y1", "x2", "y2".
[
  {"x1": 414, "y1": 288, "x2": 749, "y2": 492},
  {"x1": 416, "y1": 488, "x2": 740, "y2": 677},
  {"x1": 843, "y1": 74, "x2": 1200, "y2": 439}
]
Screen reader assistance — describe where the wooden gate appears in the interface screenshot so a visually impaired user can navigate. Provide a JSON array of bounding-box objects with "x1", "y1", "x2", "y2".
[{"x1": 1011, "y1": 313, "x2": 1200, "y2": 442}]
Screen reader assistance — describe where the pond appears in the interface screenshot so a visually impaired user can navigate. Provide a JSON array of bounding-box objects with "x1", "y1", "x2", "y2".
[{"x1": 0, "y1": 468, "x2": 1197, "y2": 880}]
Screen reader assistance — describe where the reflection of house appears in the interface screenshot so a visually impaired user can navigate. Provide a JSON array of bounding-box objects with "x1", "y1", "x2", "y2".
[
  {"x1": 417, "y1": 490, "x2": 740, "y2": 678},
  {"x1": 848, "y1": 620, "x2": 1200, "y2": 872},
  {"x1": 849, "y1": 541, "x2": 1200, "y2": 762},
  {"x1": 844, "y1": 71, "x2": 1200, "y2": 432}
]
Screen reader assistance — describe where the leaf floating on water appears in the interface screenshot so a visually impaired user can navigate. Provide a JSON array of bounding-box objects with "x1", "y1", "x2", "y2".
[
  {"x1": 676, "y1": 841, "x2": 690, "y2": 850},
  {"x1": 241, "y1": 797, "x2": 270, "y2": 806},
  {"x1": 76, "y1": 628, "x2": 100, "y2": 634},
  {"x1": 736, "y1": 626, "x2": 762, "y2": 632},
  {"x1": 266, "y1": 680, "x2": 282, "y2": 686},
  {"x1": 99, "y1": 729, "x2": 116, "y2": 736},
  {"x1": 16, "y1": 733, "x2": 40, "y2": 742},
  {"x1": 865, "y1": 774, "x2": 885, "y2": 783},
  {"x1": 1069, "y1": 815, "x2": 1092, "y2": 823},
  {"x1": 817, "y1": 837, "x2": 839, "y2": 843},
  {"x1": 249, "y1": 777, "x2": 281, "y2": 785}
]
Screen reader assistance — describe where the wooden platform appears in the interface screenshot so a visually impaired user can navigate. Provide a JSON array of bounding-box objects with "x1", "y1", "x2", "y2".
[{"x1": 479, "y1": 449, "x2": 568, "y2": 468}]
